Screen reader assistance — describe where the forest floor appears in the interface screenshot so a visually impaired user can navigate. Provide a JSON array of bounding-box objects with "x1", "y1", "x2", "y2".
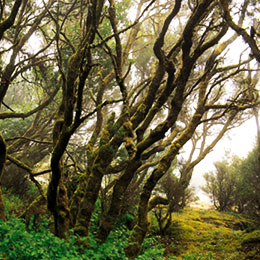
[{"x1": 159, "y1": 207, "x2": 260, "y2": 260}]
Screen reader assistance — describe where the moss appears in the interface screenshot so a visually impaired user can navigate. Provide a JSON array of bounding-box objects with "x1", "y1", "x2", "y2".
[
  {"x1": 242, "y1": 230, "x2": 260, "y2": 243},
  {"x1": 19, "y1": 193, "x2": 47, "y2": 226},
  {"x1": 125, "y1": 224, "x2": 147, "y2": 259},
  {"x1": 241, "y1": 231, "x2": 260, "y2": 260},
  {"x1": 0, "y1": 188, "x2": 6, "y2": 221},
  {"x1": 139, "y1": 103, "x2": 147, "y2": 114},
  {"x1": 69, "y1": 178, "x2": 87, "y2": 228},
  {"x1": 160, "y1": 208, "x2": 259, "y2": 259}
]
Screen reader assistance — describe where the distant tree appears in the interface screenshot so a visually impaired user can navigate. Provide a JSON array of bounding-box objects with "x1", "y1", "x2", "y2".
[
  {"x1": 202, "y1": 160, "x2": 237, "y2": 211},
  {"x1": 152, "y1": 170, "x2": 198, "y2": 236},
  {"x1": 203, "y1": 145, "x2": 260, "y2": 217},
  {"x1": 233, "y1": 147, "x2": 260, "y2": 217}
]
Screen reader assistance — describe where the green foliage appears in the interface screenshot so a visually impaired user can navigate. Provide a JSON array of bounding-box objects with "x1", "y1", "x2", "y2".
[
  {"x1": 2, "y1": 182, "x2": 41, "y2": 216},
  {"x1": 241, "y1": 230, "x2": 260, "y2": 259},
  {"x1": 136, "y1": 236, "x2": 164, "y2": 260},
  {"x1": 2, "y1": 188, "x2": 24, "y2": 215},
  {"x1": 82, "y1": 226, "x2": 129, "y2": 259},
  {"x1": 242, "y1": 230, "x2": 260, "y2": 243},
  {"x1": 234, "y1": 146, "x2": 260, "y2": 217},
  {"x1": 0, "y1": 213, "x2": 165, "y2": 260},
  {"x1": 202, "y1": 144, "x2": 260, "y2": 217},
  {"x1": 0, "y1": 217, "x2": 80, "y2": 260},
  {"x1": 202, "y1": 160, "x2": 237, "y2": 212},
  {"x1": 159, "y1": 207, "x2": 259, "y2": 260},
  {"x1": 1, "y1": 202, "x2": 259, "y2": 260},
  {"x1": 0, "y1": 116, "x2": 34, "y2": 139}
]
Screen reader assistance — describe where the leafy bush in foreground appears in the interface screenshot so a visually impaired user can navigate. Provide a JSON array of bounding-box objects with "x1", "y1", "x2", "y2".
[{"x1": 0, "y1": 216, "x2": 164, "y2": 260}]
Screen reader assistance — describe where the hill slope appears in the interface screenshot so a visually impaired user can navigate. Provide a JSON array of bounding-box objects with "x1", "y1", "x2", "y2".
[{"x1": 157, "y1": 207, "x2": 260, "y2": 260}]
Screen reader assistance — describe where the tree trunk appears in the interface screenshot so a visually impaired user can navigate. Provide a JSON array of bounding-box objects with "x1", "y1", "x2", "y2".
[
  {"x1": 47, "y1": 119, "x2": 70, "y2": 238},
  {"x1": 253, "y1": 108, "x2": 260, "y2": 176},
  {"x1": 96, "y1": 157, "x2": 142, "y2": 241},
  {"x1": 0, "y1": 133, "x2": 6, "y2": 221},
  {"x1": 74, "y1": 113, "x2": 128, "y2": 237},
  {"x1": 55, "y1": 170, "x2": 70, "y2": 238},
  {"x1": 74, "y1": 170, "x2": 103, "y2": 237}
]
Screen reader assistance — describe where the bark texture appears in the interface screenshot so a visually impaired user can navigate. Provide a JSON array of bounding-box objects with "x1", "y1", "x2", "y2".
[{"x1": 0, "y1": 133, "x2": 6, "y2": 221}]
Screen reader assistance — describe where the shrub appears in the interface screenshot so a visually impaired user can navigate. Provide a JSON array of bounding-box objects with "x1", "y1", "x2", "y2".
[
  {"x1": 2, "y1": 188, "x2": 24, "y2": 215},
  {"x1": 0, "y1": 217, "x2": 80, "y2": 260},
  {"x1": 0, "y1": 216, "x2": 165, "y2": 259}
]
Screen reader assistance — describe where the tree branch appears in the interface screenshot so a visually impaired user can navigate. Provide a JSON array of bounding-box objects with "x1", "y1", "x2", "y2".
[{"x1": 0, "y1": 0, "x2": 23, "y2": 41}]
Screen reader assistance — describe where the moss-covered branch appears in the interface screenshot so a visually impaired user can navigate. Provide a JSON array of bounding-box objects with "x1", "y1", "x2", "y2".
[
  {"x1": 0, "y1": 0, "x2": 23, "y2": 41},
  {"x1": 219, "y1": 0, "x2": 260, "y2": 62},
  {"x1": 125, "y1": 68, "x2": 210, "y2": 258},
  {"x1": 6, "y1": 154, "x2": 44, "y2": 195},
  {"x1": 0, "y1": 86, "x2": 59, "y2": 120}
]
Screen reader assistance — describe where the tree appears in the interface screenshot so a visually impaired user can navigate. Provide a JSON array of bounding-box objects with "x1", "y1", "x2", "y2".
[
  {"x1": 234, "y1": 146, "x2": 260, "y2": 217},
  {"x1": 152, "y1": 170, "x2": 198, "y2": 236},
  {"x1": 1, "y1": 0, "x2": 260, "y2": 258},
  {"x1": 0, "y1": 0, "x2": 59, "y2": 220},
  {"x1": 203, "y1": 145, "x2": 260, "y2": 217},
  {"x1": 202, "y1": 160, "x2": 237, "y2": 211}
]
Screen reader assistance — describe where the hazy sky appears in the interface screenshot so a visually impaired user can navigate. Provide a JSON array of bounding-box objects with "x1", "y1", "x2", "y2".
[{"x1": 191, "y1": 117, "x2": 257, "y2": 202}]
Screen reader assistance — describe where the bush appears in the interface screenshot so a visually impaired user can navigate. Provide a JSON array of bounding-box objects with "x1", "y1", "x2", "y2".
[
  {"x1": 0, "y1": 217, "x2": 80, "y2": 260},
  {"x1": 2, "y1": 188, "x2": 24, "y2": 215},
  {"x1": 0, "y1": 216, "x2": 165, "y2": 259}
]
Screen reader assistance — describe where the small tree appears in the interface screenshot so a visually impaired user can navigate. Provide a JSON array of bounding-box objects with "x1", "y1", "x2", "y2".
[
  {"x1": 152, "y1": 172, "x2": 198, "y2": 236},
  {"x1": 233, "y1": 147, "x2": 260, "y2": 217},
  {"x1": 202, "y1": 161, "x2": 237, "y2": 211}
]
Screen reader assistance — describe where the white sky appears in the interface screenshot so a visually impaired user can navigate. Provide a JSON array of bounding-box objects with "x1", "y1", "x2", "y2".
[{"x1": 191, "y1": 117, "x2": 257, "y2": 203}]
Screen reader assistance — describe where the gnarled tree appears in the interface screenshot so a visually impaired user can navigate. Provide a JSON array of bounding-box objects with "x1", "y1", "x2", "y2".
[{"x1": 1, "y1": 0, "x2": 260, "y2": 258}]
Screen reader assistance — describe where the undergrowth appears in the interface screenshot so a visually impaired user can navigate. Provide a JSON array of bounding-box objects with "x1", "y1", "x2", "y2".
[
  {"x1": 0, "y1": 214, "x2": 215, "y2": 260},
  {"x1": 0, "y1": 215, "x2": 165, "y2": 260},
  {"x1": 1, "y1": 191, "x2": 259, "y2": 259}
]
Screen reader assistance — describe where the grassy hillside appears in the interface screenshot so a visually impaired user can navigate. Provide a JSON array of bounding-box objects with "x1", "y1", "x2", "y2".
[{"x1": 157, "y1": 207, "x2": 260, "y2": 260}]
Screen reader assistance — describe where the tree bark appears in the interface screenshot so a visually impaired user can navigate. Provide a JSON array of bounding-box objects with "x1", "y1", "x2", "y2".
[
  {"x1": 0, "y1": 0, "x2": 23, "y2": 41},
  {"x1": 253, "y1": 108, "x2": 260, "y2": 176},
  {"x1": 0, "y1": 133, "x2": 6, "y2": 221},
  {"x1": 96, "y1": 157, "x2": 142, "y2": 241},
  {"x1": 47, "y1": 118, "x2": 70, "y2": 238},
  {"x1": 74, "y1": 121, "x2": 126, "y2": 237}
]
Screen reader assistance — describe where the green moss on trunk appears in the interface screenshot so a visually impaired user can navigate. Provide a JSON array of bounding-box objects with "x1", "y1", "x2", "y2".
[
  {"x1": 19, "y1": 193, "x2": 47, "y2": 226},
  {"x1": 96, "y1": 158, "x2": 141, "y2": 241},
  {"x1": 74, "y1": 170, "x2": 103, "y2": 237},
  {"x1": 48, "y1": 117, "x2": 71, "y2": 238},
  {"x1": 69, "y1": 176, "x2": 87, "y2": 228},
  {"x1": 125, "y1": 224, "x2": 148, "y2": 258},
  {"x1": 56, "y1": 176, "x2": 70, "y2": 238},
  {"x1": 0, "y1": 188, "x2": 5, "y2": 221}
]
